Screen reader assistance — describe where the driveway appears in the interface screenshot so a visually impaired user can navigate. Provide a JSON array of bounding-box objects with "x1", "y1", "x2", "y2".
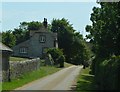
[{"x1": 15, "y1": 65, "x2": 82, "y2": 90}]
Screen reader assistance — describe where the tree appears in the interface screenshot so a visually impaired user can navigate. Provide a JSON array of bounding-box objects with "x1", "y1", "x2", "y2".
[
  {"x1": 51, "y1": 18, "x2": 91, "y2": 64},
  {"x1": 86, "y1": 2, "x2": 120, "y2": 58},
  {"x1": 2, "y1": 30, "x2": 16, "y2": 48},
  {"x1": 12, "y1": 21, "x2": 43, "y2": 45},
  {"x1": 72, "y1": 33, "x2": 91, "y2": 65},
  {"x1": 46, "y1": 48, "x2": 65, "y2": 67},
  {"x1": 13, "y1": 28, "x2": 29, "y2": 45},
  {"x1": 27, "y1": 21, "x2": 43, "y2": 31},
  {"x1": 51, "y1": 18, "x2": 75, "y2": 62}
]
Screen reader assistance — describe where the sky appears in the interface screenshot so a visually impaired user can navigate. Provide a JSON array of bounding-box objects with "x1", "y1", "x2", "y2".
[{"x1": 1, "y1": 1, "x2": 100, "y2": 38}]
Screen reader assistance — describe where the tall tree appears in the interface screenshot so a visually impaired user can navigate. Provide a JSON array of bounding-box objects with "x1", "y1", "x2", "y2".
[
  {"x1": 51, "y1": 18, "x2": 91, "y2": 64},
  {"x1": 27, "y1": 21, "x2": 43, "y2": 31},
  {"x1": 2, "y1": 30, "x2": 16, "y2": 48},
  {"x1": 86, "y1": 2, "x2": 120, "y2": 58},
  {"x1": 13, "y1": 22, "x2": 30, "y2": 45},
  {"x1": 51, "y1": 18, "x2": 75, "y2": 62}
]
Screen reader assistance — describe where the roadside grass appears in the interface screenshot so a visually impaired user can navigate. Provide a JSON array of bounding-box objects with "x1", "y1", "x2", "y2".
[
  {"x1": 10, "y1": 57, "x2": 29, "y2": 62},
  {"x1": 76, "y1": 67, "x2": 97, "y2": 92},
  {"x1": 2, "y1": 66, "x2": 61, "y2": 90},
  {"x1": 64, "y1": 62, "x2": 73, "y2": 68},
  {"x1": 0, "y1": 82, "x2": 2, "y2": 92}
]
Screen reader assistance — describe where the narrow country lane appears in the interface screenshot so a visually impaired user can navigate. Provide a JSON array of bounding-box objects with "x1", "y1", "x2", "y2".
[{"x1": 15, "y1": 65, "x2": 82, "y2": 90}]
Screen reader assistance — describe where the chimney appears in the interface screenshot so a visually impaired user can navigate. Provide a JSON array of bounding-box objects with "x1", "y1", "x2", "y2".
[{"x1": 43, "y1": 18, "x2": 47, "y2": 28}]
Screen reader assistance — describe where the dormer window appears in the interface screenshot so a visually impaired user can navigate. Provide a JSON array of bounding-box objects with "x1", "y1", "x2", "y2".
[{"x1": 39, "y1": 35, "x2": 46, "y2": 43}]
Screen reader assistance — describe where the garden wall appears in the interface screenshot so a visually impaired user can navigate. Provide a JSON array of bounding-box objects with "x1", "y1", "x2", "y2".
[{"x1": 2, "y1": 58, "x2": 40, "y2": 81}]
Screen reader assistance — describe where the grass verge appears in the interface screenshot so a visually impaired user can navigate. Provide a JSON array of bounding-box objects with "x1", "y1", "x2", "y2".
[
  {"x1": 64, "y1": 62, "x2": 73, "y2": 68},
  {"x1": 2, "y1": 66, "x2": 61, "y2": 90},
  {"x1": 10, "y1": 57, "x2": 29, "y2": 62},
  {"x1": 76, "y1": 67, "x2": 97, "y2": 92},
  {"x1": 0, "y1": 82, "x2": 2, "y2": 91}
]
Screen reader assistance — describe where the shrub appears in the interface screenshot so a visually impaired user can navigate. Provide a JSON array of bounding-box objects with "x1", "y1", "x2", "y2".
[
  {"x1": 44, "y1": 54, "x2": 54, "y2": 66},
  {"x1": 92, "y1": 55, "x2": 120, "y2": 90},
  {"x1": 46, "y1": 48, "x2": 65, "y2": 67},
  {"x1": 40, "y1": 60, "x2": 45, "y2": 66},
  {"x1": 58, "y1": 55, "x2": 65, "y2": 67}
]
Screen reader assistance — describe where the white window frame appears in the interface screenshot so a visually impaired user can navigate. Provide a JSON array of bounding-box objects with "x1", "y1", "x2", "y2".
[
  {"x1": 19, "y1": 47, "x2": 28, "y2": 54},
  {"x1": 39, "y1": 35, "x2": 46, "y2": 43}
]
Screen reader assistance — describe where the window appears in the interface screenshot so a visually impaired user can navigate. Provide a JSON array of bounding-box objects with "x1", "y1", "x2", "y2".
[
  {"x1": 39, "y1": 35, "x2": 46, "y2": 43},
  {"x1": 19, "y1": 47, "x2": 28, "y2": 54}
]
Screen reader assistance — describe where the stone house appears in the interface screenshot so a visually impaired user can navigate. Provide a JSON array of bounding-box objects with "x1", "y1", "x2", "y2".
[{"x1": 12, "y1": 19, "x2": 58, "y2": 58}]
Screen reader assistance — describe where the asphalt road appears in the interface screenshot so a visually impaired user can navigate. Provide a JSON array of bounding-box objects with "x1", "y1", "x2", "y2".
[{"x1": 15, "y1": 65, "x2": 82, "y2": 90}]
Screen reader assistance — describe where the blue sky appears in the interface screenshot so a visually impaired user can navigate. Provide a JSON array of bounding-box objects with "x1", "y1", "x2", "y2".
[{"x1": 2, "y1": 2, "x2": 100, "y2": 37}]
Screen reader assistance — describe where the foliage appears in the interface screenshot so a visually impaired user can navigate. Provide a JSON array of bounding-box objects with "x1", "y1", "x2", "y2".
[
  {"x1": 51, "y1": 18, "x2": 74, "y2": 61},
  {"x1": 51, "y1": 18, "x2": 92, "y2": 65},
  {"x1": 86, "y1": 2, "x2": 120, "y2": 90},
  {"x1": 57, "y1": 55, "x2": 65, "y2": 67},
  {"x1": 93, "y1": 56, "x2": 120, "y2": 90},
  {"x1": 13, "y1": 28, "x2": 29, "y2": 45},
  {"x1": 44, "y1": 53, "x2": 54, "y2": 66},
  {"x1": 46, "y1": 48, "x2": 65, "y2": 67},
  {"x1": 86, "y1": 2, "x2": 120, "y2": 58},
  {"x1": 27, "y1": 21, "x2": 43, "y2": 31},
  {"x1": 2, "y1": 30, "x2": 16, "y2": 48},
  {"x1": 72, "y1": 37, "x2": 91, "y2": 65},
  {"x1": 40, "y1": 59, "x2": 46, "y2": 66},
  {"x1": 12, "y1": 21, "x2": 43, "y2": 45}
]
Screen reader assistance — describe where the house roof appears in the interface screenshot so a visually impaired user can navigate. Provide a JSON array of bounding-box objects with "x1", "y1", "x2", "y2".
[{"x1": 0, "y1": 42, "x2": 13, "y2": 52}]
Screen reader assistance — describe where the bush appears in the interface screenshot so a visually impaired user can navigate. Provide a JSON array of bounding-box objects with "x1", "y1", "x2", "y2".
[
  {"x1": 40, "y1": 60, "x2": 45, "y2": 66},
  {"x1": 44, "y1": 54, "x2": 54, "y2": 66},
  {"x1": 46, "y1": 48, "x2": 65, "y2": 67},
  {"x1": 58, "y1": 55, "x2": 65, "y2": 67},
  {"x1": 92, "y1": 55, "x2": 120, "y2": 90}
]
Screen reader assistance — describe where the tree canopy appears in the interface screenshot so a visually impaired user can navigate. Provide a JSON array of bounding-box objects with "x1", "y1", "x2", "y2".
[
  {"x1": 2, "y1": 30, "x2": 16, "y2": 48},
  {"x1": 86, "y1": 2, "x2": 120, "y2": 58},
  {"x1": 51, "y1": 18, "x2": 91, "y2": 65}
]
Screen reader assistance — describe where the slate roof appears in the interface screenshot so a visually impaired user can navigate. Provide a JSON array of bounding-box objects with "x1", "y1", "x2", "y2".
[{"x1": 0, "y1": 42, "x2": 13, "y2": 52}]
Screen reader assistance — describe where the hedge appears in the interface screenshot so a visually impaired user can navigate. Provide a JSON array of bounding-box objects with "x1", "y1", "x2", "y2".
[
  {"x1": 46, "y1": 48, "x2": 65, "y2": 67},
  {"x1": 91, "y1": 55, "x2": 120, "y2": 90}
]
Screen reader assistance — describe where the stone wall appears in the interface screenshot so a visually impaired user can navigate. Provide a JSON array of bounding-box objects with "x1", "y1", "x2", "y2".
[{"x1": 2, "y1": 58, "x2": 40, "y2": 81}]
